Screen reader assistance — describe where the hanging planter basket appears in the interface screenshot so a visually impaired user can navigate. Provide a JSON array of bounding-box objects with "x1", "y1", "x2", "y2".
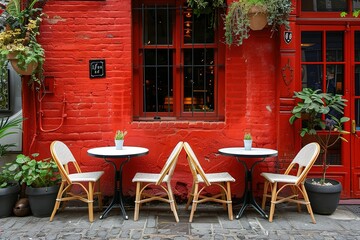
[
  {"x1": 248, "y1": 6, "x2": 268, "y2": 31},
  {"x1": 7, "y1": 52, "x2": 38, "y2": 76}
]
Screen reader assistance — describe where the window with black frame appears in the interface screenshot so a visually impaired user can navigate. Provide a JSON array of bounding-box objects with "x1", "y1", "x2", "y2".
[{"x1": 132, "y1": 1, "x2": 224, "y2": 121}]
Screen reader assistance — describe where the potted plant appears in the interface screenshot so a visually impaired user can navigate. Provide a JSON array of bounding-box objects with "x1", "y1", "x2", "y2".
[
  {"x1": 6, "y1": 153, "x2": 61, "y2": 217},
  {"x1": 224, "y1": 0, "x2": 292, "y2": 46},
  {"x1": 244, "y1": 132, "x2": 252, "y2": 150},
  {"x1": 0, "y1": 116, "x2": 23, "y2": 218},
  {"x1": 0, "y1": 0, "x2": 46, "y2": 85},
  {"x1": 0, "y1": 165, "x2": 20, "y2": 218},
  {"x1": 115, "y1": 130, "x2": 127, "y2": 150},
  {"x1": 289, "y1": 88, "x2": 350, "y2": 214}
]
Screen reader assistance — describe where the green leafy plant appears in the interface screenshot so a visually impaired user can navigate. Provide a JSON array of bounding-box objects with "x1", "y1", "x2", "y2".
[
  {"x1": 224, "y1": 0, "x2": 292, "y2": 46},
  {"x1": 0, "y1": 164, "x2": 16, "y2": 188},
  {"x1": 0, "y1": 0, "x2": 46, "y2": 85},
  {"x1": 289, "y1": 88, "x2": 350, "y2": 185},
  {"x1": 340, "y1": 9, "x2": 360, "y2": 18},
  {"x1": 244, "y1": 132, "x2": 252, "y2": 140},
  {"x1": 0, "y1": 116, "x2": 23, "y2": 156},
  {"x1": 4, "y1": 153, "x2": 61, "y2": 188},
  {"x1": 115, "y1": 130, "x2": 127, "y2": 140}
]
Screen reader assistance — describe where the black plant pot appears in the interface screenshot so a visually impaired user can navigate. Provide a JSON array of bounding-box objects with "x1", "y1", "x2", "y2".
[
  {"x1": 304, "y1": 178, "x2": 342, "y2": 215},
  {"x1": 0, "y1": 183, "x2": 20, "y2": 218},
  {"x1": 25, "y1": 185, "x2": 59, "y2": 217}
]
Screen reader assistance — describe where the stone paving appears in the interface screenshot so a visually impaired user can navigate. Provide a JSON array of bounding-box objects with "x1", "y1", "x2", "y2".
[{"x1": 1, "y1": 203, "x2": 360, "y2": 240}]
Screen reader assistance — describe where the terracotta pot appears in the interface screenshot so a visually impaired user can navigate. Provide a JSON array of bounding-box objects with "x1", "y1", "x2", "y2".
[
  {"x1": 7, "y1": 52, "x2": 38, "y2": 75},
  {"x1": 248, "y1": 6, "x2": 268, "y2": 31}
]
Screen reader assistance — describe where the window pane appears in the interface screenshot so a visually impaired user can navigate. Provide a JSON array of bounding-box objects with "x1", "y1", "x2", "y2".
[
  {"x1": 301, "y1": 32, "x2": 322, "y2": 62},
  {"x1": 356, "y1": 99, "x2": 360, "y2": 130},
  {"x1": 354, "y1": 0, "x2": 360, "y2": 10},
  {"x1": 356, "y1": 65, "x2": 360, "y2": 96},
  {"x1": 356, "y1": 31, "x2": 360, "y2": 62},
  {"x1": 301, "y1": 0, "x2": 347, "y2": 12},
  {"x1": 302, "y1": 64, "x2": 323, "y2": 89},
  {"x1": 326, "y1": 65, "x2": 344, "y2": 94},
  {"x1": 184, "y1": 9, "x2": 214, "y2": 44},
  {"x1": 184, "y1": 49, "x2": 214, "y2": 112},
  {"x1": 326, "y1": 32, "x2": 344, "y2": 62},
  {"x1": 144, "y1": 7, "x2": 173, "y2": 45},
  {"x1": 144, "y1": 50, "x2": 173, "y2": 112}
]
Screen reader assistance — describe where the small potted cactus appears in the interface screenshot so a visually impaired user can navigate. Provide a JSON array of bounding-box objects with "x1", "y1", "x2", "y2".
[
  {"x1": 244, "y1": 132, "x2": 252, "y2": 150},
  {"x1": 114, "y1": 130, "x2": 127, "y2": 150}
]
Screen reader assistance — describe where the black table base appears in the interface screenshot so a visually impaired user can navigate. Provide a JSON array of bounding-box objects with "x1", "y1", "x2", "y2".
[
  {"x1": 100, "y1": 157, "x2": 131, "y2": 220},
  {"x1": 236, "y1": 157, "x2": 268, "y2": 219}
]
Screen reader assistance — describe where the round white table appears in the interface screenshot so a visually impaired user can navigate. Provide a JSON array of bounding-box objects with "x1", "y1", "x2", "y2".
[
  {"x1": 88, "y1": 146, "x2": 149, "y2": 220},
  {"x1": 218, "y1": 147, "x2": 278, "y2": 219}
]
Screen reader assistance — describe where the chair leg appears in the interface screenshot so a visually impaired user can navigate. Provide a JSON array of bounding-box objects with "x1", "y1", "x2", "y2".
[
  {"x1": 301, "y1": 184, "x2": 316, "y2": 224},
  {"x1": 189, "y1": 183, "x2": 199, "y2": 223},
  {"x1": 221, "y1": 182, "x2": 227, "y2": 210},
  {"x1": 268, "y1": 182, "x2": 277, "y2": 223},
  {"x1": 185, "y1": 181, "x2": 195, "y2": 210},
  {"x1": 50, "y1": 182, "x2": 65, "y2": 222},
  {"x1": 167, "y1": 182, "x2": 179, "y2": 222},
  {"x1": 134, "y1": 182, "x2": 141, "y2": 221},
  {"x1": 88, "y1": 182, "x2": 94, "y2": 222},
  {"x1": 261, "y1": 180, "x2": 269, "y2": 210},
  {"x1": 226, "y1": 181, "x2": 233, "y2": 220}
]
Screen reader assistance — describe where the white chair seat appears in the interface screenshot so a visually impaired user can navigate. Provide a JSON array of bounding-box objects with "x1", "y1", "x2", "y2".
[
  {"x1": 260, "y1": 172, "x2": 297, "y2": 184},
  {"x1": 201, "y1": 173, "x2": 235, "y2": 183},
  {"x1": 132, "y1": 173, "x2": 169, "y2": 183},
  {"x1": 69, "y1": 171, "x2": 104, "y2": 182}
]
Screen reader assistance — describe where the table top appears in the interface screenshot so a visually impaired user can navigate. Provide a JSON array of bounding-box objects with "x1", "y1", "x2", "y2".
[
  {"x1": 87, "y1": 146, "x2": 149, "y2": 158},
  {"x1": 218, "y1": 147, "x2": 278, "y2": 158}
]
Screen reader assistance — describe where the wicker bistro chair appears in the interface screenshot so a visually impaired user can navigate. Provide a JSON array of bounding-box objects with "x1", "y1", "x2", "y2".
[
  {"x1": 132, "y1": 141, "x2": 183, "y2": 222},
  {"x1": 49, "y1": 141, "x2": 104, "y2": 222},
  {"x1": 260, "y1": 142, "x2": 320, "y2": 223},
  {"x1": 183, "y1": 142, "x2": 235, "y2": 222}
]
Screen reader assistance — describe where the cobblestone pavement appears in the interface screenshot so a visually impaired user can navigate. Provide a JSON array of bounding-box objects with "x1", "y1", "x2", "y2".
[{"x1": 1, "y1": 203, "x2": 360, "y2": 240}]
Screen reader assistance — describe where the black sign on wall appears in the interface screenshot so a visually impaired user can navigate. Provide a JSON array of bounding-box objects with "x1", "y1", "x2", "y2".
[{"x1": 89, "y1": 60, "x2": 106, "y2": 78}]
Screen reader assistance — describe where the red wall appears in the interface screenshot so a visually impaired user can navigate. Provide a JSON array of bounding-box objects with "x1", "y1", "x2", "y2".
[{"x1": 21, "y1": 0, "x2": 296, "y2": 200}]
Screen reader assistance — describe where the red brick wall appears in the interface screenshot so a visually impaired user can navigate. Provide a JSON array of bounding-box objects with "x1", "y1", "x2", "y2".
[{"x1": 21, "y1": 0, "x2": 292, "y2": 200}]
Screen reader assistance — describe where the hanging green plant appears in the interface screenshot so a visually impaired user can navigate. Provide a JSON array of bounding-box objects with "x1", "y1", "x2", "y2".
[
  {"x1": 224, "y1": 0, "x2": 292, "y2": 46},
  {"x1": 0, "y1": 0, "x2": 47, "y2": 85}
]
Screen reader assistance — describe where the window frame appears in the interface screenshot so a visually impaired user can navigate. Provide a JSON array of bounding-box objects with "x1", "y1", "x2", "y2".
[{"x1": 132, "y1": 0, "x2": 225, "y2": 121}]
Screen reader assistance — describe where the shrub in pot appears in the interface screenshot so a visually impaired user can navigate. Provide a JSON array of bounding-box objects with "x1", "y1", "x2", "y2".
[
  {"x1": 0, "y1": 116, "x2": 23, "y2": 217},
  {"x1": 9, "y1": 153, "x2": 61, "y2": 217},
  {"x1": 289, "y1": 88, "x2": 350, "y2": 214}
]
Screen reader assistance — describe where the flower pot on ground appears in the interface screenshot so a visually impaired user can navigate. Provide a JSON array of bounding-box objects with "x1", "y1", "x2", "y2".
[
  {"x1": 0, "y1": 116, "x2": 23, "y2": 217},
  {"x1": 304, "y1": 178, "x2": 342, "y2": 215},
  {"x1": 7, "y1": 153, "x2": 61, "y2": 217},
  {"x1": 289, "y1": 88, "x2": 350, "y2": 214},
  {"x1": 25, "y1": 185, "x2": 59, "y2": 217},
  {"x1": 0, "y1": 182, "x2": 20, "y2": 217}
]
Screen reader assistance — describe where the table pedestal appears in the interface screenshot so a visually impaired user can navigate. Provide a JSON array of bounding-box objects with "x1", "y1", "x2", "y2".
[
  {"x1": 236, "y1": 157, "x2": 268, "y2": 219},
  {"x1": 100, "y1": 157, "x2": 131, "y2": 220}
]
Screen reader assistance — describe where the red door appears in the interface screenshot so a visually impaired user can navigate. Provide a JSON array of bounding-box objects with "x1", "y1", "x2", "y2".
[{"x1": 350, "y1": 27, "x2": 360, "y2": 198}]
